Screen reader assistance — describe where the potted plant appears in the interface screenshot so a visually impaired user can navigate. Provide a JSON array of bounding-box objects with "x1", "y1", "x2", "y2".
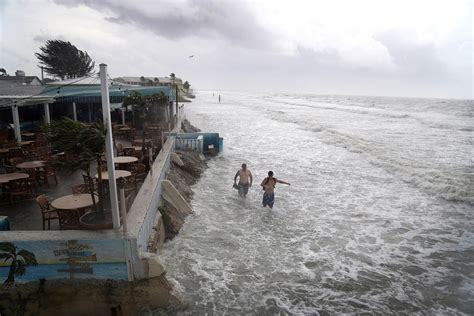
[{"x1": 48, "y1": 118, "x2": 112, "y2": 229}]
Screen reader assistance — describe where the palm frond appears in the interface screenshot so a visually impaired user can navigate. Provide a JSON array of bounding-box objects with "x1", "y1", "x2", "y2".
[
  {"x1": 0, "y1": 242, "x2": 15, "y2": 254},
  {"x1": 0, "y1": 253, "x2": 13, "y2": 262},
  {"x1": 17, "y1": 249, "x2": 38, "y2": 266}
]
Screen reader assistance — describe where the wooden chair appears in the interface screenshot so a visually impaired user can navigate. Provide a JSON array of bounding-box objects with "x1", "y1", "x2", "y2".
[
  {"x1": 116, "y1": 143, "x2": 124, "y2": 156},
  {"x1": 122, "y1": 148, "x2": 135, "y2": 157},
  {"x1": 8, "y1": 148, "x2": 24, "y2": 159},
  {"x1": 9, "y1": 157, "x2": 24, "y2": 167},
  {"x1": 4, "y1": 178, "x2": 33, "y2": 203},
  {"x1": 36, "y1": 195, "x2": 59, "y2": 230},
  {"x1": 72, "y1": 183, "x2": 91, "y2": 194},
  {"x1": 37, "y1": 163, "x2": 58, "y2": 187},
  {"x1": 82, "y1": 174, "x2": 99, "y2": 194},
  {"x1": 57, "y1": 209, "x2": 82, "y2": 230},
  {"x1": 23, "y1": 168, "x2": 39, "y2": 190},
  {"x1": 4, "y1": 165, "x2": 16, "y2": 173},
  {"x1": 130, "y1": 163, "x2": 147, "y2": 185},
  {"x1": 123, "y1": 174, "x2": 137, "y2": 202}
]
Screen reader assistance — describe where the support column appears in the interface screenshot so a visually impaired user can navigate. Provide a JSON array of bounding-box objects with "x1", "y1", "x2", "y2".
[
  {"x1": 121, "y1": 108, "x2": 126, "y2": 125},
  {"x1": 100, "y1": 64, "x2": 120, "y2": 229},
  {"x1": 43, "y1": 103, "x2": 50, "y2": 125},
  {"x1": 88, "y1": 104, "x2": 92, "y2": 123},
  {"x1": 11, "y1": 104, "x2": 21, "y2": 143},
  {"x1": 72, "y1": 102, "x2": 77, "y2": 121}
]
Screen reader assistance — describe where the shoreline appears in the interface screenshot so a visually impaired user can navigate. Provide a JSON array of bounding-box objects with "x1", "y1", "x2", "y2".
[{"x1": 148, "y1": 119, "x2": 208, "y2": 250}]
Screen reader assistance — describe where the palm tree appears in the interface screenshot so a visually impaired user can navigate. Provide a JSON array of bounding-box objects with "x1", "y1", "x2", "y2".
[
  {"x1": 153, "y1": 77, "x2": 159, "y2": 86},
  {"x1": 123, "y1": 91, "x2": 167, "y2": 155},
  {"x1": 139, "y1": 76, "x2": 146, "y2": 86},
  {"x1": 0, "y1": 242, "x2": 38, "y2": 285},
  {"x1": 48, "y1": 119, "x2": 107, "y2": 219},
  {"x1": 183, "y1": 81, "x2": 190, "y2": 92}
]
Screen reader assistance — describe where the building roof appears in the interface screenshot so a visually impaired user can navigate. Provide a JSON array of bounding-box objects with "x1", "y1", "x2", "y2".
[
  {"x1": 115, "y1": 76, "x2": 179, "y2": 84},
  {"x1": 0, "y1": 82, "x2": 55, "y2": 107},
  {"x1": 0, "y1": 75, "x2": 42, "y2": 85},
  {"x1": 0, "y1": 81, "x2": 45, "y2": 96},
  {"x1": 45, "y1": 76, "x2": 112, "y2": 86},
  {"x1": 41, "y1": 84, "x2": 175, "y2": 104},
  {"x1": 0, "y1": 78, "x2": 175, "y2": 108}
]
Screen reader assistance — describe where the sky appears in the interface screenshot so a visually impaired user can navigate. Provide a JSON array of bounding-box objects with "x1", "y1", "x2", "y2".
[{"x1": 0, "y1": 0, "x2": 472, "y2": 98}]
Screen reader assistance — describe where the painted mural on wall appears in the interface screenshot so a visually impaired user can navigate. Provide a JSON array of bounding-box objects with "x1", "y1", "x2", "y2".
[{"x1": 0, "y1": 239, "x2": 128, "y2": 283}]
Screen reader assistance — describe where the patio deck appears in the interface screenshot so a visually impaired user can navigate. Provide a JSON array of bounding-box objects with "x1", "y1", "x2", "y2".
[
  {"x1": 0, "y1": 139, "x2": 150, "y2": 231},
  {"x1": 0, "y1": 168, "x2": 84, "y2": 230}
]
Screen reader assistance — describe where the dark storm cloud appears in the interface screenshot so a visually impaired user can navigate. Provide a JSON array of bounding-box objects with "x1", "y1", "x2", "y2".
[
  {"x1": 53, "y1": 0, "x2": 274, "y2": 49},
  {"x1": 375, "y1": 30, "x2": 446, "y2": 76}
]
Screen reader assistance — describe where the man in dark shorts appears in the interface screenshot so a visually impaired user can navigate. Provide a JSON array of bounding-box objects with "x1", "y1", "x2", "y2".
[
  {"x1": 260, "y1": 171, "x2": 290, "y2": 208},
  {"x1": 233, "y1": 163, "x2": 253, "y2": 197}
]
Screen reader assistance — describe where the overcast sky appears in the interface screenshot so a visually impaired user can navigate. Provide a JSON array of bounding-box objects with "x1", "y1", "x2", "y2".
[{"x1": 0, "y1": 0, "x2": 472, "y2": 98}]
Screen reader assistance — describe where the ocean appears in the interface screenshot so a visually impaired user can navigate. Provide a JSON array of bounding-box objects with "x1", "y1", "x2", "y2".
[{"x1": 160, "y1": 91, "x2": 473, "y2": 315}]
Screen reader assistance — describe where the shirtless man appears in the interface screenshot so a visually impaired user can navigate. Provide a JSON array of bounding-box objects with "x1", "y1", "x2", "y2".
[
  {"x1": 260, "y1": 171, "x2": 290, "y2": 208},
  {"x1": 233, "y1": 163, "x2": 253, "y2": 197}
]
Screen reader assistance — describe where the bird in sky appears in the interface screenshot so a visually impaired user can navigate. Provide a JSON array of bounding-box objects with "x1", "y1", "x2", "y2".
[{"x1": 189, "y1": 55, "x2": 194, "y2": 58}]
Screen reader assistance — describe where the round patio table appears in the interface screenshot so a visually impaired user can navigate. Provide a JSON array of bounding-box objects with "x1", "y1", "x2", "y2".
[
  {"x1": 18, "y1": 141, "x2": 34, "y2": 146},
  {"x1": 96, "y1": 170, "x2": 131, "y2": 181},
  {"x1": 114, "y1": 156, "x2": 138, "y2": 164},
  {"x1": 51, "y1": 193, "x2": 94, "y2": 210},
  {"x1": 0, "y1": 173, "x2": 29, "y2": 184},
  {"x1": 124, "y1": 146, "x2": 142, "y2": 152},
  {"x1": 16, "y1": 161, "x2": 45, "y2": 169},
  {"x1": 119, "y1": 127, "x2": 131, "y2": 131},
  {"x1": 133, "y1": 138, "x2": 152, "y2": 144},
  {"x1": 21, "y1": 133, "x2": 35, "y2": 137}
]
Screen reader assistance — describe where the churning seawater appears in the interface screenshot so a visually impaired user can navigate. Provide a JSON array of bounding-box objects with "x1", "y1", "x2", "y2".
[{"x1": 159, "y1": 91, "x2": 473, "y2": 315}]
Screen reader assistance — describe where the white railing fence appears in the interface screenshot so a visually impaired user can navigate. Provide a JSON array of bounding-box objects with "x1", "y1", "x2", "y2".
[{"x1": 175, "y1": 135, "x2": 203, "y2": 153}]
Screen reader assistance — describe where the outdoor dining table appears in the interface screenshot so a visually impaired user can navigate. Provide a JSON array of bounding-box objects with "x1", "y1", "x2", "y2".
[
  {"x1": 21, "y1": 132, "x2": 35, "y2": 138},
  {"x1": 16, "y1": 160, "x2": 45, "y2": 169},
  {"x1": 96, "y1": 170, "x2": 131, "y2": 181},
  {"x1": 18, "y1": 141, "x2": 34, "y2": 146},
  {"x1": 51, "y1": 193, "x2": 94, "y2": 211},
  {"x1": 114, "y1": 156, "x2": 138, "y2": 164},
  {"x1": 119, "y1": 127, "x2": 131, "y2": 131},
  {"x1": 133, "y1": 138, "x2": 152, "y2": 144},
  {"x1": 0, "y1": 173, "x2": 29, "y2": 184},
  {"x1": 124, "y1": 146, "x2": 142, "y2": 152}
]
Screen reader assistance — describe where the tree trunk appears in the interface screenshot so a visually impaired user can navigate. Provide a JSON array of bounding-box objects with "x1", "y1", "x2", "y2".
[
  {"x1": 4, "y1": 260, "x2": 16, "y2": 285},
  {"x1": 96, "y1": 158, "x2": 105, "y2": 220}
]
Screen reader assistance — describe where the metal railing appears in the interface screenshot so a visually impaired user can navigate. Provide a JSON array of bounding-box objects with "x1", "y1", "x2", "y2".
[{"x1": 175, "y1": 135, "x2": 203, "y2": 153}]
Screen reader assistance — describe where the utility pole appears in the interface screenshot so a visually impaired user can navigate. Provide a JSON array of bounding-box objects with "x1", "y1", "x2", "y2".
[
  {"x1": 37, "y1": 66, "x2": 44, "y2": 81},
  {"x1": 175, "y1": 83, "x2": 179, "y2": 123}
]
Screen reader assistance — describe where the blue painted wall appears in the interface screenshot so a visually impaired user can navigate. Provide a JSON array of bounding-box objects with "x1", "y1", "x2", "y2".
[{"x1": 0, "y1": 239, "x2": 128, "y2": 283}]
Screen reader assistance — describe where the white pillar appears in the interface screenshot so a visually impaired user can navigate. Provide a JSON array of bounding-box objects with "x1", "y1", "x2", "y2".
[
  {"x1": 119, "y1": 185, "x2": 127, "y2": 233},
  {"x1": 72, "y1": 102, "x2": 77, "y2": 121},
  {"x1": 121, "y1": 108, "x2": 126, "y2": 125},
  {"x1": 100, "y1": 63, "x2": 120, "y2": 229},
  {"x1": 11, "y1": 104, "x2": 21, "y2": 143},
  {"x1": 43, "y1": 103, "x2": 50, "y2": 125}
]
